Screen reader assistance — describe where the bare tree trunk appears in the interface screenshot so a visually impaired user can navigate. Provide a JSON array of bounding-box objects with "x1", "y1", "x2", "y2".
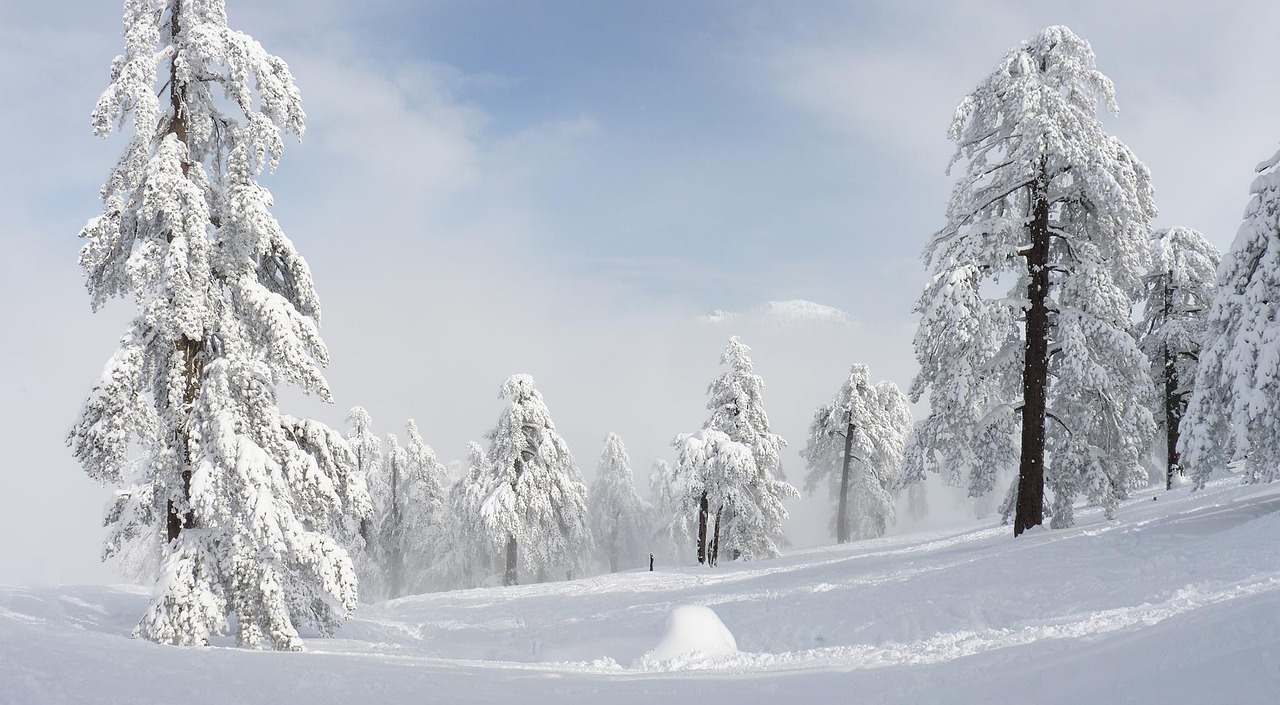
[
  {"x1": 504, "y1": 536, "x2": 518, "y2": 586},
  {"x1": 836, "y1": 417, "x2": 855, "y2": 544},
  {"x1": 696, "y1": 491, "x2": 709, "y2": 565},
  {"x1": 710, "y1": 509, "x2": 722, "y2": 567},
  {"x1": 608, "y1": 529, "x2": 618, "y2": 573},
  {"x1": 1161, "y1": 280, "x2": 1181, "y2": 490},
  {"x1": 1015, "y1": 170, "x2": 1051, "y2": 537},
  {"x1": 164, "y1": 2, "x2": 202, "y2": 544},
  {"x1": 388, "y1": 453, "x2": 404, "y2": 598}
]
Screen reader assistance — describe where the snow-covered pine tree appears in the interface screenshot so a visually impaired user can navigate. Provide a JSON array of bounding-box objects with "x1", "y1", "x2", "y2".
[
  {"x1": 802, "y1": 366, "x2": 913, "y2": 542},
  {"x1": 380, "y1": 434, "x2": 407, "y2": 597},
  {"x1": 649, "y1": 458, "x2": 693, "y2": 563},
  {"x1": 401, "y1": 420, "x2": 448, "y2": 593},
  {"x1": 1183, "y1": 147, "x2": 1280, "y2": 486},
  {"x1": 905, "y1": 25, "x2": 1157, "y2": 535},
  {"x1": 345, "y1": 407, "x2": 385, "y2": 600},
  {"x1": 1136, "y1": 228, "x2": 1220, "y2": 489},
  {"x1": 702, "y1": 337, "x2": 798, "y2": 559},
  {"x1": 480, "y1": 375, "x2": 592, "y2": 585},
  {"x1": 68, "y1": 0, "x2": 361, "y2": 649},
  {"x1": 672, "y1": 429, "x2": 757, "y2": 566},
  {"x1": 588, "y1": 434, "x2": 651, "y2": 573},
  {"x1": 432, "y1": 442, "x2": 501, "y2": 590}
]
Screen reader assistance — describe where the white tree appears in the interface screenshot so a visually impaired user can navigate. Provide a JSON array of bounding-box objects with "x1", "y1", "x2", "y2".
[
  {"x1": 1136, "y1": 228, "x2": 1220, "y2": 489},
  {"x1": 479, "y1": 375, "x2": 592, "y2": 585},
  {"x1": 803, "y1": 366, "x2": 913, "y2": 542},
  {"x1": 588, "y1": 434, "x2": 651, "y2": 573},
  {"x1": 904, "y1": 25, "x2": 1157, "y2": 534},
  {"x1": 672, "y1": 429, "x2": 757, "y2": 566},
  {"x1": 68, "y1": 0, "x2": 361, "y2": 649},
  {"x1": 1183, "y1": 147, "x2": 1280, "y2": 486},
  {"x1": 372, "y1": 427, "x2": 447, "y2": 598},
  {"x1": 345, "y1": 407, "x2": 384, "y2": 600},
  {"x1": 432, "y1": 442, "x2": 501, "y2": 590},
  {"x1": 701, "y1": 337, "x2": 798, "y2": 560},
  {"x1": 648, "y1": 459, "x2": 693, "y2": 564},
  {"x1": 401, "y1": 420, "x2": 449, "y2": 593}
]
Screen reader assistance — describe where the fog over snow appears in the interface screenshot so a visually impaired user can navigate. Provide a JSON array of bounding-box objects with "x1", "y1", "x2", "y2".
[{"x1": 2, "y1": 0, "x2": 1280, "y2": 588}]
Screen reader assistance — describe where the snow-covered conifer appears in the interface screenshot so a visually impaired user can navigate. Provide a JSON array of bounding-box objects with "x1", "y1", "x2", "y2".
[
  {"x1": 345, "y1": 407, "x2": 384, "y2": 600},
  {"x1": 380, "y1": 434, "x2": 409, "y2": 598},
  {"x1": 803, "y1": 367, "x2": 913, "y2": 542},
  {"x1": 68, "y1": 0, "x2": 360, "y2": 649},
  {"x1": 905, "y1": 26, "x2": 1156, "y2": 534},
  {"x1": 401, "y1": 420, "x2": 448, "y2": 593},
  {"x1": 1136, "y1": 228, "x2": 1220, "y2": 489},
  {"x1": 700, "y1": 337, "x2": 798, "y2": 560},
  {"x1": 1183, "y1": 148, "x2": 1280, "y2": 486},
  {"x1": 480, "y1": 375, "x2": 592, "y2": 585},
  {"x1": 672, "y1": 429, "x2": 757, "y2": 565},
  {"x1": 649, "y1": 459, "x2": 693, "y2": 563},
  {"x1": 588, "y1": 434, "x2": 651, "y2": 572},
  {"x1": 432, "y1": 443, "x2": 501, "y2": 589}
]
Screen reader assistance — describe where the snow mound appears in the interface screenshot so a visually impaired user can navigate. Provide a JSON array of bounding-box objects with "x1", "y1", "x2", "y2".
[
  {"x1": 701, "y1": 300, "x2": 855, "y2": 327},
  {"x1": 641, "y1": 605, "x2": 738, "y2": 666}
]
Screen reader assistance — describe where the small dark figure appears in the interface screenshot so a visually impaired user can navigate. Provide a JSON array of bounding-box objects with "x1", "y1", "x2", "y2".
[{"x1": 649, "y1": 553, "x2": 654, "y2": 571}]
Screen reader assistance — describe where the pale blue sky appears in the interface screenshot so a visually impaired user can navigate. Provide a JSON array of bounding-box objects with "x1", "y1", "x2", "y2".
[{"x1": 2, "y1": 0, "x2": 1278, "y2": 584}]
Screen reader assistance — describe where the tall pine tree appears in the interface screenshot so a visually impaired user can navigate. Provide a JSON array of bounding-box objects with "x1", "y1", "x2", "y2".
[
  {"x1": 648, "y1": 458, "x2": 693, "y2": 564},
  {"x1": 1183, "y1": 147, "x2": 1280, "y2": 486},
  {"x1": 588, "y1": 434, "x2": 651, "y2": 572},
  {"x1": 803, "y1": 366, "x2": 913, "y2": 542},
  {"x1": 69, "y1": 0, "x2": 361, "y2": 649},
  {"x1": 479, "y1": 375, "x2": 592, "y2": 585},
  {"x1": 905, "y1": 26, "x2": 1156, "y2": 534},
  {"x1": 699, "y1": 337, "x2": 797, "y2": 560},
  {"x1": 1136, "y1": 228, "x2": 1219, "y2": 489}
]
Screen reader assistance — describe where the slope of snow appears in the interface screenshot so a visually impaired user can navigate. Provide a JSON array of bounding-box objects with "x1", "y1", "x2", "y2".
[{"x1": 5, "y1": 478, "x2": 1280, "y2": 703}]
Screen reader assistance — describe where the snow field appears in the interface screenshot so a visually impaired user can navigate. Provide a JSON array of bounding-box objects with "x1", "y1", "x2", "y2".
[{"x1": 4, "y1": 477, "x2": 1280, "y2": 704}]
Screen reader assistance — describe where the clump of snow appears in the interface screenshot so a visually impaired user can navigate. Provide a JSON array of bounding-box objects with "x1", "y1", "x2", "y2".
[{"x1": 641, "y1": 605, "x2": 738, "y2": 667}]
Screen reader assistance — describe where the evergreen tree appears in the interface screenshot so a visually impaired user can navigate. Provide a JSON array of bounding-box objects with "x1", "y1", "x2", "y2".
[
  {"x1": 905, "y1": 26, "x2": 1156, "y2": 535},
  {"x1": 588, "y1": 434, "x2": 651, "y2": 572},
  {"x1": 68, "y1": 0, "x2": 360, "y2": 649},
  {"x1": 345, "y1": 407, "x2": 384, "y2": 600},
  {"x1": 479, "y1": 375, "x2": 592, "y2": 585},
  {"x1": 1136, "y1": 228, "x2": 1220, "y2": 489},
  {"x1": 401, "y1": 420, "x2": 449, "y2": 593},
  {"x1": 1183, "y1": 147, "x2": 1280, "y2": 486},
  {"x1": 803, "y1": 366, "x2": 913, "y2": 542},
  {"x1": 701, "y1": 337, "x2": 798, "y2": 559},
  {"x1": 380, "y1": 434, "x2": 409, "y2": 599},
  {"x1": 649, "y1": 458, "x2": 693, "y2": 563},
  {"x1": 432, "y1": 442, "x2": 501, "y2": 590},
  {"x1": 672, "y1": 429, "x2": 757, "y2": 566}
]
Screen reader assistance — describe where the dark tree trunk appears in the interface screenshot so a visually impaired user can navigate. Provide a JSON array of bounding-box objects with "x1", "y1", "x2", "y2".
[
  {"x1": 1164, "y1": 353, "x2": 1180, "y2": 490},
  {"x1": 696, "y1": 491, "x2": 709, "y2": 564},
  {"x1": 163, "y1": 2, "x2": 202, "y2": 545},
  {"x1": 388, "y1": 456, "x2": 403, "y2": 598},
  {"x1": 710, "y1": 509, "x2": 722, "y2": 567},
  {"x1": 1161, "y1": 281, "x2": 1181, "y2": 491},
  {"x1": 504, "y1": 457, "x2": 527, "y2": 585},
  {"x1": 836, "y1": 417, "x2": 855, "y2": 544},
  {"x1": 504, "y1": 535, "x2": 518, "y2": 586},
  {"x1": 1014, "y1": 172, "x2": 1051, "y2": 537}
]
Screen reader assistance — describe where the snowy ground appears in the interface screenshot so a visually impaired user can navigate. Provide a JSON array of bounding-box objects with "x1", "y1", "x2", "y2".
[{"x1": 5, "y1": 477, "x2": 1280, "y2": 704}]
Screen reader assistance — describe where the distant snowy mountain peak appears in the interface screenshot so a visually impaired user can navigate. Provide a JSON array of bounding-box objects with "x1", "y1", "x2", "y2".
[{"x1": 701, "y1": 300, "x2": 857, "y2": 327}]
